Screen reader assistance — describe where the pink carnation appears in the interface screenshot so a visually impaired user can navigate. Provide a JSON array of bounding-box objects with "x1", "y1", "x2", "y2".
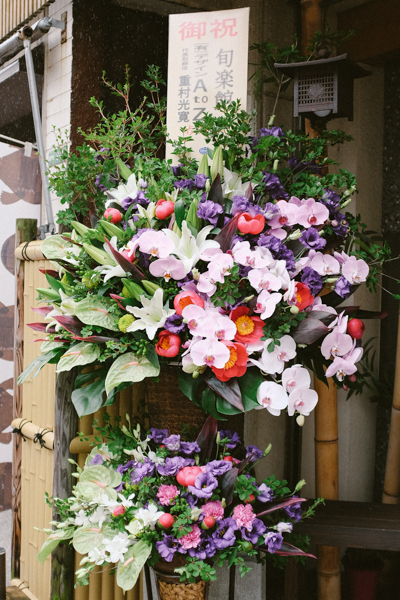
[
  {"x1": 202, "y1": 500, "x2": 224, "y2": 520},
  {"x1": 157, "y1": 484, "x2": 180, "y2": 506},
  {"x1": 232, "y1": 504, "x2": 256, "y2": 530},
  {"x1": 180, "y1": 525, "x2": 201, "y2": 549}
]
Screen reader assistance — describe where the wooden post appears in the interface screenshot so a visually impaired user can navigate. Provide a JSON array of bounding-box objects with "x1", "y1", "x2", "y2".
[
  {"x1": 12, "y1": 218, "x2": 37, "y2": 578},
  {"x1": 314, "y1": 376, "x2": 341, "y2": 599},
  {"x1": 51, "y1": 369, "x2": 78, "y2": 600},
  {"x1": 383, "y1": 311, "x2": 400, "y2": 504}
]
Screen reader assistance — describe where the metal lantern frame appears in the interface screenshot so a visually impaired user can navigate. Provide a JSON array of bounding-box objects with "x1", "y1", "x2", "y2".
[{"x1": 274, "y1": 53, "x2": 371, "y2": 121}]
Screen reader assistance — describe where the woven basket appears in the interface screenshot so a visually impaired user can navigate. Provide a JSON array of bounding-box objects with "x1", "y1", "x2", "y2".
[
  {"x1": 145, "y1": 366, "x2": 207, "y2": 438},
  {"x1": 152, "y1": 557, "x2": 210, "y2": 600}
]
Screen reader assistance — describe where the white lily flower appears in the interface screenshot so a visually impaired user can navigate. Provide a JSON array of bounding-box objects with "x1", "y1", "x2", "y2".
[
  {"x1": 163, "y1": 221, "x2": 220, "y2": 274},
  {"x1": 89, "y1": 506, "x2": 110, "y2": 528},
  {"x1": 126, "y1": 288, "x2": 174, "y2": 340},
  {"x1": 46, "y1": 289, "x2": 78, "y2": 331},
  {"x1": 93, "y1": 236, "x2": 126, "y2": 283},
  {"x1": 164, "y1": 189, "x2": 179, "y2": 203},
  {"x1": 222, "y1": 167, "x2": 250, "y2": 199},
  {"x1": 102, "y1": 532, "x2": 131, "y2": 563},
  {"x1": 128, "y1": 503, "x2": 164, "y2": 532},
  {"x1": 106, "y1": 174, "x2": 139, "y2": 208},
  {"x1": 137, "y1": 202, "x2": 156, "y2": 226}
]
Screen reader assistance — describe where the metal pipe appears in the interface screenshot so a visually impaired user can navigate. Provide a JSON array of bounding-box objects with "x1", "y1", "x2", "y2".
[
  {"x1": 0, "y1": 18, "x2": 64, "y2": 67},
  {"x1": 24, "y1": 37, "x2": 55, "y2": 233},
  {"x1": 0, "y1": 547, "x2": 5, "y2": 600}
]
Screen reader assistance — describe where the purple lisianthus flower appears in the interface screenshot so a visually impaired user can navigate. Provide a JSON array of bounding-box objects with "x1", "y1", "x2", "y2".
[
  {"x1": 288, "y1": 156, "x2": 322, "y2": 175},
  {"x1": 163, "y1": 434, "x2": 181, "y2": 451},
  {"x1": 206, "y1": 460, "x2": 232, "y2": 476},
  {"x1": 188, "y1": 472, "x2": 218, "y2": 499},
  {"x1": 219, "y1": 430, "x2": 241, "y2": 450},
  {"x1": 164, "y1": 314, "x2": 186, "y2": 334},
  {"x1": 116, "y1": 460, "x2": 136, "y2": 474},
  {"x1": 195, "y1": 173, "x2": 208, "y2": 189},
  {"x1": 335, "y1": 275, "x2": 352, "y2": 299},
  {"x1": 263, "y1": 172, "x2": 288, "y2": 200},
  {"x1": 257, "y1": 235, "x2": 295, "y2": 272},
  {"x1": 331, "y1": 212, "x2": 349, "y2": 237},
  {"x1": 322, "y1": 189, "x2": 341, "y2": 210},
  {"x1": 158, "y1": 457, "x2": 194, "y2": 477},
  {"x1": 242, "y1": 518, "x2": 267, "y2": 544},
  {"x1": 263, "y1": 202, "x2": 280, "y2": 220},
  {"x1": 212, "y1": 517, "x2": 238, "y2": 550},
  {"x1": 149, "y1": 428, "x2": 169, "y2": 443},
  {"x1": 121, "y1": 190, "x2": 149, "y2": 211},
  {"x1": 257, "y1": 483, "x2": 274, "y2": 503},
  {"x1": 264, "y1": 531, "x2": 283, "y2": 553},
  {"x1": 156, "y1": 535, "x2": 185, "y2": 562},
  {"x1": 174, "y1": 178, "x2": 194, "y2": 191},
  {"x1": 180, "y1": 441, "x2": 201, "y2": 456},
  {"x1": 94, "y1": 175, "x2": 108, "y2": 193},
  {"x1": 284, "y1": 496, "x2": 303, "y2": 522},
  {"x1": 197, "y1": 200, "x2": 223, "y2": 226},
  {"x1": 301, "y1": 267, "x2": 324, "y2": 296},
  {"x1": 189, "y1": 536, "x2": 216, "y2": 559},
  {"x1": 260, "y1": 126, "x2": 284, "y2": 138},
  {"x1": 172, "y1": 164, "x2": 183, "y2": 177},
  {"x1": 90, "y1": 453, "x2": 104, "y2": 466},
  {"x1": 231, "y1": 195, "x2": 250, "y2": 216},
  {"x1": 182, "y1": 492, "x2": 199, "y2": 508},
  {"x1": 300, "y1": 227, "x2": 327, "y2": 250},
  {"x1": 246, "y1": 445, "x2": 263, "y2": 462},
  {"x1": 131, "y1": 458, "x2": 155, "y2": 484}
]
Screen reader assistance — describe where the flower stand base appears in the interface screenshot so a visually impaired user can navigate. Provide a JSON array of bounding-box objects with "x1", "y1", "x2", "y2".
[{"x1": 152, "y1": 558, "x2": 210, "y2": 600}]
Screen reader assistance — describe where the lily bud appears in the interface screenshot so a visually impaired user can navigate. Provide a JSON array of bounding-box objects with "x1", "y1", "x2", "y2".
[
  {"x1": 263, "y1": 443, "x2": 272, "y2": 456},
  {"x1": 325, "y1": 277, "x2": 339, "y2": 283},
  {"x1": 221, "y1": 498, "x2": 227, "y2": 508},
  {"x1": 142, "y1": 280, "x2": 162, "y2": 296},
  {"x1": 197, "y1": 153, "x2": 210, "y2": 177},
  {"x1": 216, "y1": 431, "x2": 221, "y2": 445},
  {"x1": 210, "y1": 146, "x2": 224, "y2": 182},
  {"x1": 296, "y1": 415, "x2": 305, "y2": 427},
  {"x1": 287, "y1": 229, "x2": 302, "y2": 241},
  {"x1": 82, "y1": 243, "x2": 115, "y2": 266},
  {"x1": 273, "y1": 159, "x2": 279, "y2": 172},
  {"x1": 71, "y1": 221, "x2": 91, "y2": 237},
  {"x1": 294, "y1": 479, "x2": 306, "y2": 492},
  {"x1": 192, "y1": 268, "x2": 200, "y2": 281},
  {"x1": 192, "y1": 370, "x2": 200, "y2": 379},
  {"x1": 205, "y1": 179, "x2": 211, "y2": 192}
]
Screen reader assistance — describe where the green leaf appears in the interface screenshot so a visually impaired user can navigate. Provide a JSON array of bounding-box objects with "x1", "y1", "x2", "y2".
[
  {"x1": 56, "y1": 342, "x2": 101, "y2": 373},
  {"x1": 117, "y1": 541, "x2": 152, "y2": 591},
  {"x1": 45, "y1": 273, "x2": 64, "y2": 294},
  {"x1": 105, "y1": 352, "x2": 160, "y2": 395},
  {"x1": 144, "y1": 344, "x2": 160, "y2": 370},
  {"x1": 71, "y1": 374, "x2": 106, "y2": 416},
  {"x1": 75, "y1": 298, "x2": 120, "y2": 331},
  {"x1": 216, "y1": 396, "x2": 242, "y2": 415},
  {"x1": 18, "y1": 349, "x2": 63, "y2": 384},
  {"x1": 238, "y1": 368, "x2": 263, "y2": 411},
  {"x1": 116, "y1": 158, "x2": 132, "y2": 181},
  {"x1": 174, "y1": 199, "x2": 185, "y2": 230},
  {"x1": 178, "y1": 371, "x2": 203, "y2": 407},
  {"x1": 201, "y1": 387, "x2": 223, "y2": 420},
  {"x1": 79, "y1": 465, "x2": 112, "y2": 486},
  {"x1": 41, "y1": 234, "x2": 75, "y2": 262}
]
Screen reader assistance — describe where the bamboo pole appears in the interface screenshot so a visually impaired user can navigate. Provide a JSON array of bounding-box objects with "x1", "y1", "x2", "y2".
[
  {"x1": 12, "y1": 218, "x2": 38, "y2": 579},
  {"x1": 11, "y1": 418, "x2": 54, "y2": 450},
  {"x1": 383, "y1": 311, "x2": 400, "y2": 504}
]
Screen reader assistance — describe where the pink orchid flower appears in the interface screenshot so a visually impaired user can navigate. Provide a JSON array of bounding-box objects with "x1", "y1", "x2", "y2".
[
  {"x1": 310, "y1": 253, "x2": 340, "y2": 276},
  {"x1": 182, "y1": 304, "x2": 207, "y2": 334},
  {"x1": 296, "y1": 199, "x2": 329, "y2": 228},
  {"x1": 201, "y1": 314, "x2": 237, "y2": 341},
  {"x1": 288, "y1": 386, "x2": 318, "y2": 416},
  {"x1": 282, "y1": 365, "x2": 311, "y2": 394},
  {"x1": 341, "y1": 255, "x2": 369, "y2": 284},
  {"x1": 190, "y1": 338, "x2": 230, "y2": 369},
  {"x1": 251, "y1": 335, "x2": 296, "y2": 375},
  {"x1": 149, "y1": 256, "x2": 186, "y2": 281},
  {"x1": 254, "y1": 290, "x2": 282, "y2": 320},
  {"x1": 320, "y1": 329, "x2": 353, "y2": 360},
  {"x1": 208, "y1": 253, "x2": 234, "y2": 283},
  {"x1": 256, "y1": 381, "x2": 289, "y2": 416},
  {"x1": 197, "y1": 272, "x2": 217, "y2": 296},
  {"x1": 232, "y1": 241, "x2": 271, "y2": 269},
  {"x1": 267, "y1": 200, "x2": 299, "y2": 229},
  {"x1": 138, "y1": 230, "x2": 174, "y2": 258},
  {"x1": 248, "y1": 268, "x2": 281, "y2": 293}
]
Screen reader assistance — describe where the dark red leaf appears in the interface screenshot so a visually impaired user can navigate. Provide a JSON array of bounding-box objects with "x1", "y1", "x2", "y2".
[
  {"x1": 27, "y1": 322, "x2": 56, "y2": 333},
  {"x1": 343, "y1": 308, "x2": 389, "y2": 320},
  {"x1": 245, "y1": 182, "x2": 253, "y2": 201},
  {"x1": 213, "y1": 214, "x2": 240, "y2": 253},
  {"x1": 256, "y1": 497, "x2": 306, "y2": 519},
  {"x1": 205, "y1": 375, "x2": 244, "y2": 412},
  {"x1": 54, "y1": 315, "x2": 85, "y2": 336},
  {"x1": 292, "y1": 317, "x2": 329, "y2": 345},
  {"x1": 219, "y1": 466, "x2": 239, "y2": 505},
  {"x1": 72, "y1": 335, "x2": 119, "y2": 343},
  {"x1": 61, "y1": 235, "x2": 82, "y2": 247},
  {"x1": 110, "y1": 293, "x2": 128, "y2": 311},
  {"x1": 32, "y1": 306, "x2": 52, "y2": 317},
  {"x1": 307, "y1": 311, "x2": 336, "y2": 325},
  {"x1": 207, "y1": 174, "x2": 224, "y2": 207},
  {"x1": 259, "y1": 542, "x2": 316, "y2": 559},
  {"x1": 38, "y1": 269, "x2": 60, "y2": 278},
  {"x1": 196, "y1": 416, "x2": 218, "y2": 462},
  {"x1": 104, "y1": 238, "x2": 145, "y2": 281}
]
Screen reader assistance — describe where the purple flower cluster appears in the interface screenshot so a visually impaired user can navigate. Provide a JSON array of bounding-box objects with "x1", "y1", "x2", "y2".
[
  {"x1": 257, "y1": 234, "x2": 295, "y2": 273},
  {"x1": 300, "y1": 227, "x2": 327, "y2": 250},
  {"x1": 197, "y1": 200, "x2": 223, "y2": 226},
  {"x1": 301, "y1": 267, "x2": 324, "y2": 296}
]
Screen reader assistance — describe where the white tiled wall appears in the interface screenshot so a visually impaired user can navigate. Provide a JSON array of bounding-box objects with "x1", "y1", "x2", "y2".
[{"x1": 42, "y1": 0, "x2": 73, "y2": 227}]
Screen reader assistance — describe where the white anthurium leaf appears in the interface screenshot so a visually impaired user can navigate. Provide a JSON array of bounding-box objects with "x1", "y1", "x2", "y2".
[
  {"x1": 37, "y1": 528, "x2": 74, "y2": 564},
  {"x1": 56, "y1": 342, "x2": 101, "y2": 373},
  {"x1": 117, "y1": 541, "x2": 152, "y2": 591},
  {"x1": 75, "y1": 298, "x2": 120, "y2": 331},
  {"x1": 105, "y1": 353, "x2": 160, "y2": 396},
  {"x1": 41, "y1": 234, "x2": 75, "y2": 261},
  {"x1": 74, "y1": 481, "x2": 117, "y2": 502},
  {"x1": 40, "y1": 340, "x2": 68, "y2": 354},
  {"x1": 73, "y1": 526, "x2": 104, "y2": 555},
  {"x1": 79, "y1": 465, "x2": 112, "y2": 486},
  {"x1": 108, "y1": 469, "x2": 123, "y2": 489}
]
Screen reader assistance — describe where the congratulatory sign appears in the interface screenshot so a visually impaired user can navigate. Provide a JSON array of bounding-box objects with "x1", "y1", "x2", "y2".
[{"x1": 166, "y1": 7, "x2": 250, "y2": 160}]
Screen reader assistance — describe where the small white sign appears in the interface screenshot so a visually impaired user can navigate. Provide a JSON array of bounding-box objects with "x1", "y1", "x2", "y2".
[{"x1": 166, "y1": 7, "x2": 250, "y2": 161}]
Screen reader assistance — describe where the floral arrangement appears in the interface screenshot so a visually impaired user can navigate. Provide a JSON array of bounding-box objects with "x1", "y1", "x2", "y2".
[
  {"x1": 19, "y1": 72, "x2": 390, "y2": 420},
  {"x1": 38, "y1": 418, "x2": 318, "y2": 590}
]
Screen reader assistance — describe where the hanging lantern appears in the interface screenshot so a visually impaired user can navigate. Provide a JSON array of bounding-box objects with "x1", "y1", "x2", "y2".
[{"x1": 274, "y1": 53, "x2": 371, "y2": 121}]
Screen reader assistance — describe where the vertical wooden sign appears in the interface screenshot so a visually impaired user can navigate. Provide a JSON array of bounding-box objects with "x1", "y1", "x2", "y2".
[{"x1": 166, "y1": 7, "x2": 250, "y2": 160}]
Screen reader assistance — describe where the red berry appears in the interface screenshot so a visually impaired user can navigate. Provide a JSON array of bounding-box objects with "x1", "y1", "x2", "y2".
[
  {"x1": 158, "y1": 513, "x2": 175, "y2": 529},
  {"x1": 347, "y1": 318, "x2": 365, "y2": 340},
  {"x1": 223, "y1": 456, "x2": 233, "y2": 462},
  {"x1": 104, "y1": 208, "x2": 122, "y2": 224},
  {"x1": 112, "y1": 505, "x2": 125, "y2": 517},
  {"x1": 348, "y1": 374, "x2": 357, "y2": 383},
  {"x1": 244, "y1": 494, "x2": 255, "y2": 504},
  {"x1": 201, "y1": 516, "x2": 216, "y2": 530}
]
